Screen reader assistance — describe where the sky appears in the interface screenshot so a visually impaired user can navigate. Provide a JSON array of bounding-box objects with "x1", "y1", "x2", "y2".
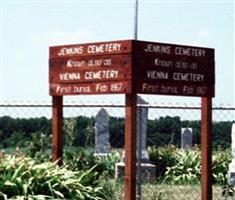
[{"x1": 0, "y1": 0, "x2": 234, "y2": 106}]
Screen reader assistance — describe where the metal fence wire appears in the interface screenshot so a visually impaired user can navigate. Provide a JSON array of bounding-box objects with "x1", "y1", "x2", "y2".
[{"x1": 0, "y1": 101, "x2": 235, "y2": 200}]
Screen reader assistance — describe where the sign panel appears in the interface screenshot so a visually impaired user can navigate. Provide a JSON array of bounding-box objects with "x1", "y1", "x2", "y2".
[
  {"x1": 133, "y1": 40, "x2": 215, "y2": 97},
  {"x1": 49, "y1": 39, "x2": 215, "y2": 97},
  {"x1": 50, "y1": 81, "x2": 131, "y2": 95},
  {"x1": 49, "y1": 54, "x2": 132, "y2": 70},
  {"x1": 136, "y1": 82, "x2": 214, "y2": 97},
  {"x1": 49, "y1": 41, "x2": 133, "y2": 95},
  {"x1": 136, "y1": 68, "x2": 214, "y2": 85},
  {"x1": 134, "y1": 55, "x2": 214, "y2": 72},
  {"x1": 50, "y1": 66, "x2": 131, "y2": 84},
  {"x1": 134, "y1": 40, "x2": 214, "y2": 59},
  {"x1": 50, "y1": 40, "x2": 132, "y2": 59}
]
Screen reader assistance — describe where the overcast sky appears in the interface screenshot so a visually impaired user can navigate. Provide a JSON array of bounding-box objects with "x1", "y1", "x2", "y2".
[{"x1": 0, "y1": 0, "x2": 234, "y2": 106}]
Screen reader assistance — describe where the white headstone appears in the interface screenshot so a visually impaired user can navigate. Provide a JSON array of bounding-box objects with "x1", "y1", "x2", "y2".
[
  {"x1": 228, "y1": 124, "x2": 235, "y2": 185},
  {"x1": 95, "y1": 108, "x2": 110, "y2": 154}
]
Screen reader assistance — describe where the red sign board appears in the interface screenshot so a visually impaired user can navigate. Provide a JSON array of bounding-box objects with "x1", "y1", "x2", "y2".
[
  {"x1": 49, "y1": 39, "x2": 215, "y2": 97},
  {"x1": 50, "y1": 81, "x2": 131, "y2": 96},
  {"x1": 134, "y1": 40, "x2": 214, "y2": 59},
  {"x1": 49, "y1": 40, "x2": 215, "y2": 200},
  {"x1": 49, "y1": 54, "x2": 132, "y2": 70},
  {"x1": 50, "y1": 67, "x2": 131, "y2": 84},
  {"x1": 133, "y1": 40, "x2": 215, "y2": 97},
  {"x1": 49, "y1": 40, "x2": 132, "y2": 58},
  {"x1": 136, "y1": 82, "x2": 214, "y2": 97},
  {"x1": 134, "y1": 55, "x2": 214, "y2": 72}
]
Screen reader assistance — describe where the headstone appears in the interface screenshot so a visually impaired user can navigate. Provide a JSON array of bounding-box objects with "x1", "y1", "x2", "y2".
[
  {"x1": 121, "y1": 96, "x2": 149, "y2": 162},
  {"x1": 95, "y1": 108, "x2": 110, "y2": 154},
  {"x1": 228, "y1": 124, "x2": 235, "y2": 185},
  {"x1": 181, "y1": 128, "x2": 193, "y2": 149},
  {"x1": 116, "y1": 96, "x2": 156, "y2": 181},
  {"x1": 136, "y1": 96, "x2": 149, "y2": 162}
]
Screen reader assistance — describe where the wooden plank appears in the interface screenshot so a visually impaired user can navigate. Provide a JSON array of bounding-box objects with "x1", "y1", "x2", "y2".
[
  {"x1": 132, "y1": 41, "x2": 215, "y2": 97},
  {"x1": 49, "y1": 81, "x2": 132, "y2": 95},
  {"x1": 201, "y1": 97, "x2": 213, "y2": 200},
  {"x1": 49, "y1": 66, "x2": 132, "y2": 84},
  {"x1": 136, "y1": 82, "x2": 214, "y2": 97},
  {"x1": 125, "y1": 93, "x2": 137, "y2": 200},
  {"x1": 49, "y1": 54, "x2": 132, "y2": 70},
  {"x1": 134, "y1": 40, "x2": 214, "y2": 60},
  {"x1": 136, "y1": 68, "x2": 214, "y2": 86},
  {"x1": 134, "y1": 55, "x2": 214, "y2": 72},
  {"x1": 52, "y1": 96, "x2": 63, "y2": 165},
  {"x1": 50, "y1": 40, "x2": 132, "y2": 58}
]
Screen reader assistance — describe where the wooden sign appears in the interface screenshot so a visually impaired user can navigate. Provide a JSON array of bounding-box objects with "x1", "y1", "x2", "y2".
[
  {"x1": 136, "y1": 82, "x2": 214, "y2": 97},
  {"x1": 136, "y1": 68, "x2": 214, "y2": 84},
  {"x1": 134, "y1": 40, "x2": 214, "y2": 59},
  {"x1": 50, "y1": 67, "x2": 131, "y2": 84},
  {"x1": 133, "y1": 40, "x2": 215, "y2": 97},
  {"x1": 49, "y1": 39, "x2": 215, "y2": 97},
  {"x1": 49, "y1": 41, "x2": 133, "y2": 95},
  {"x1": 134, "y1": 55, "x2": 214, "y2": 72},
  {"x1": 49, "y1": 40, "x2": 132, "y2": 58},
  {"x1": 49, "y1": 54, "x2": 132, "y2": 70},
  {"x1": 49, "y1": 39, "x2": 215, "y2": 200},
  {"x1": 50, "y1": 81, "x2": 131, "y2": 95}
]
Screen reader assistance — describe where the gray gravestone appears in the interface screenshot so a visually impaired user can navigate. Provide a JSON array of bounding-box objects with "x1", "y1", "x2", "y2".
[
  {"x1": 228, "y1": 123, "x2": 235, "y2": 185},
  {"x1": 95, "y1": 108, "x2": 110, "y2": 154},
  {"x1": 137, "y1": 96, "x2": 149, "y2": 162},
  {"x1": 116, "y1": 96, "x2": 155, "y2": 181},
  {"x1": 121, "y1": 96, "x2": 149, "y2": 162},
  {"x1": 181, "y1": 128, "x2": 193, "y2": 149}
]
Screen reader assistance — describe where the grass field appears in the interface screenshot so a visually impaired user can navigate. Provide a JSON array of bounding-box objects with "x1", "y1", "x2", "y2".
[
  {"x1": 1, "y1": 146, "x2": 234, "y2": 199},
  {"x1": 111, "y1": 182, "x2": 235, "y2": 200}
]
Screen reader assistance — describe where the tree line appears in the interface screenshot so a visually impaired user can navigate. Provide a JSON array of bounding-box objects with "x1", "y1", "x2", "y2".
[{"x1": 0, "y1": 115, "x2": 233, "y2": 150}]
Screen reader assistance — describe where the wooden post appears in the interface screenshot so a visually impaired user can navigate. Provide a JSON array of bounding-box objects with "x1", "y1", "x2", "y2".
[
  {"x1": 201, "y1": 97, "x2": 212, "y2": 200},
  {"x1": 52, "y1": 96, "x2": 63, "y2": 165},
  {"x1": 125, "y1": 93, "x2": 137, "y2": 200}
]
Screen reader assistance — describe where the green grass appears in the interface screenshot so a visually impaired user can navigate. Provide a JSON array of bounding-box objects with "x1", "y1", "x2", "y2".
[
  {"x1": 0, "y1": 154, "x2": 113, "y2": 199},
  {"x1": 112, "y1": 182, "x2": 235, "y2": 200},
  {"x1": 1, "y1": 146, "x2": 234, "y2": 199}
]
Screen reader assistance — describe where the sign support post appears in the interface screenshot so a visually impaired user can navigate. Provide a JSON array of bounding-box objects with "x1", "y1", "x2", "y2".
[
  {"x1": 125, "y1": 93, "x2": 137, "y2": 200},
  {"x1": 52, "y1": 96, "x2": 63, "y2": 165},
  {"x1": 201, "y1": 97, "x2": 212, "y2": 200}
]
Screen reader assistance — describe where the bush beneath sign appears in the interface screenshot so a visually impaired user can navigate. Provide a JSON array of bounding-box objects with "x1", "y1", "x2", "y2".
[{"x1": 0, "y1": 152, "x2": 114, "y2": 200}]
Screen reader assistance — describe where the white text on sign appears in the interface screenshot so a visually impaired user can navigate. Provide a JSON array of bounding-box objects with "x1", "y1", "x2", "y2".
[
  {"x1": 57, "y1": 43, "x2": 122, "y2": 57},
  {"x1": 144, "y1": 44, "x2": 206, "y2": 57},
  {"x1": 59, "y1": 70, "x2": 119, "y2": 81}
]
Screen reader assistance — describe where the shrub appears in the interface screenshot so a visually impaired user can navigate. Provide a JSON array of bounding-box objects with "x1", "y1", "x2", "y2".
[
  {"x1": 164, "y1": 148, "x2": 201, "y2": 184},
  {"x1": 64, "y1": 147, "x2": 120, "y2": 178},
  {"x1": 0, "y1": 154, "x2": 112, "y2": 199},
  {"x1": 212, "y1": 149, "x2": 232, "y2": 185},
  {"x1": 95, "y1": 151, "x2": 120, "y2": 178},
  {"x1": 149, "y1": 145, "x2": 232, "y2": 185},
  {"x1": 25, "y1": 132, "x2": 50, "y2": 157},
  {"x1": 63, "y1": 147, "x2": 96, "y2": 171},
  {"x1": 148, "y1": 145, "x2": 178, "y2": 178}
]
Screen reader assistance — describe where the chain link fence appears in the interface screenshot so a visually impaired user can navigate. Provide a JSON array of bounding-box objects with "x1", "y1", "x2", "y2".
[{"x1": 0, "y1": 101, "x2": 235, "y2": 199}]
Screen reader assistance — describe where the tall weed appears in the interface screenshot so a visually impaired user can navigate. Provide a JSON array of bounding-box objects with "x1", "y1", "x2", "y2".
[{"x1": 0, "y1": 153, "x2": 112, "y2": 199}]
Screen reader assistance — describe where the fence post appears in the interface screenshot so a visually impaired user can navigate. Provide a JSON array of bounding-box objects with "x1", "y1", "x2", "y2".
[
  {"x1": 136, "y1": 102, "x2": 142, "y2": 200},
  {"x1": 201, "y1": 97, "x2": 212, "y2": 200},
  {"x1": 52, "y1": 96, "x2": 63, "y2": 165},
  {"x1": 125, "y1": 93, "x2": 137, "y2": 200}
]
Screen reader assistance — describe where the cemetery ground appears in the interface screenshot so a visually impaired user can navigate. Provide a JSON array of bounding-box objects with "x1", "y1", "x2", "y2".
[
  {"x1": 0, "y1": 105, "x2": 234, "y2": 199},
  {"x1": 0, "y1": 144, "x2": 234, "y2": 199}
]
